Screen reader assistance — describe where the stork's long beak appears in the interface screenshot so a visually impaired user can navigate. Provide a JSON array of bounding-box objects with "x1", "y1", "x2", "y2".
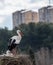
[{"x1": 19, "y1": 32, "x2": 23, "y2": 36}]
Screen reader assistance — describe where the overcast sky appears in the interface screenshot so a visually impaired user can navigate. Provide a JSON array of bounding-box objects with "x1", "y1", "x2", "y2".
[{"x1": 0, "y1": 0, "x2": 53, "y2": 30}]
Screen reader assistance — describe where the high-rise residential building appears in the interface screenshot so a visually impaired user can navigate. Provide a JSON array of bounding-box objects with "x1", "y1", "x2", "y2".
[
  {"x1": 39, "y1": 6, "x2": 53, "y2": 23},
  {"x1": 12, "y1": 10, "x2": 39, "y2": 28}
]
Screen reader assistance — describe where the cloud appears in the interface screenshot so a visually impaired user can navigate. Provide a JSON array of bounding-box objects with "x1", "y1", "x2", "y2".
[
  {"x1": 0, "y1": 15, "x2": 12, "y2": 29},
  {"x1": 0, "y1": 0, "x2": 50, "y2": 15},
  {"x1": 0, "y1": 16, "x2": 5, "y2": 24},
  {"x1": 29, "y1": 0, "x2": 48, "y2": 10},
  {"x1": 0, "y1": 0, "x2": 52, "y2": 15}
]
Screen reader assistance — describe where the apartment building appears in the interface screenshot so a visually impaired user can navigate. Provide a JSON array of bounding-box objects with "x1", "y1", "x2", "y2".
[
  {"x1": 39, "y1": 6, "x2": 53, "y2": 23},
  {"x1": 13, "y1": 10, "x2": 39, "y2": 28}
]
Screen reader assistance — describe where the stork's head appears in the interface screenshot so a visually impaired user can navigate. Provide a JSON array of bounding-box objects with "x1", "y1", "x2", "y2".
[{"x1": 17, "y1": 30, "x2": 23, "y2": 36}]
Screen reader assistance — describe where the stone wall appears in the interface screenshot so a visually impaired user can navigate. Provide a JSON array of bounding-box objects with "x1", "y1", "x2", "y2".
[{"x1": 35, "y1": 47, "x2": 53, "y2": 65}]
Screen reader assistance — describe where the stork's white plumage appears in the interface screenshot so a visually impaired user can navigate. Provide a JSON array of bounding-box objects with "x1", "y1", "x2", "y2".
[
  {"x1": 10, "y1": 30, "x2": 22, "y2": 44},
  {"x1": 6, "y1": 50, "x2": 14, "y2": 57}
]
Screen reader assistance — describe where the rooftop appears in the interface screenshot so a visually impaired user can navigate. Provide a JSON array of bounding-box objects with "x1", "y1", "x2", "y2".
[{"x1": 39, "y1": 5, "x2": 53, "y2": 10}]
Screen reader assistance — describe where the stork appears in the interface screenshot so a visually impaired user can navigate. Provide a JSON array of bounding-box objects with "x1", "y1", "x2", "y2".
[{"x1": 6, "y1": 30, "x2": 23, "y2": 57}]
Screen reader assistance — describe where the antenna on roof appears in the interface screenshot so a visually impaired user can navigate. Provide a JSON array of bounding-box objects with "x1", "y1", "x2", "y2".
[
  {"x1": 48, "y1": 0, "x2": 51, "y2": 5},
  {"x1": 49, "y1": 0, "x2": 50, "y2": 4}
]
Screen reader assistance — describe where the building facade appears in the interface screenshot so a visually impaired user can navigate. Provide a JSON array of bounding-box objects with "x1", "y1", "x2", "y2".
[
  {"x1": 39, "y1": 6, "x2": 53, "y2": 23},
  {"x1": 13, "y1": 10, "x2": 39, "y2": 28},
  {"x1": 13, "y1": 11, "x2": 22, "y2": 28}
]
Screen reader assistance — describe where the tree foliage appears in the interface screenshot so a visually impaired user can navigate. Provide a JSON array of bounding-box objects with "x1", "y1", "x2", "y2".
[
  {"x1": 0, "y1": 28, "x2": 12, "y2": 54},
  {"x1": 18, "y1": 22, "x2": 53, "y2": 51}
]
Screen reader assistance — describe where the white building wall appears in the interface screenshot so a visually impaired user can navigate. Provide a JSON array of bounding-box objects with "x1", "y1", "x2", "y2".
[{"x1": 39, "y1": 6, "x2": 53, "y2": 23}]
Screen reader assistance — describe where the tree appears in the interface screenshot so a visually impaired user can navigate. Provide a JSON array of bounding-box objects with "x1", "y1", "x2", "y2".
[
  {"x1": 18, "y1": 22, "x2": 53, "y2": 51},
  {"x1": 0, "y1": 28, "x2": 12, "y2": 54}
]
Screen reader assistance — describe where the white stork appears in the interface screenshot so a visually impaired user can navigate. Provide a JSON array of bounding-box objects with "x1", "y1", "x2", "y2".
[{"x1": 4, "y1": 30, "x2": 23, "y2": 57}]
